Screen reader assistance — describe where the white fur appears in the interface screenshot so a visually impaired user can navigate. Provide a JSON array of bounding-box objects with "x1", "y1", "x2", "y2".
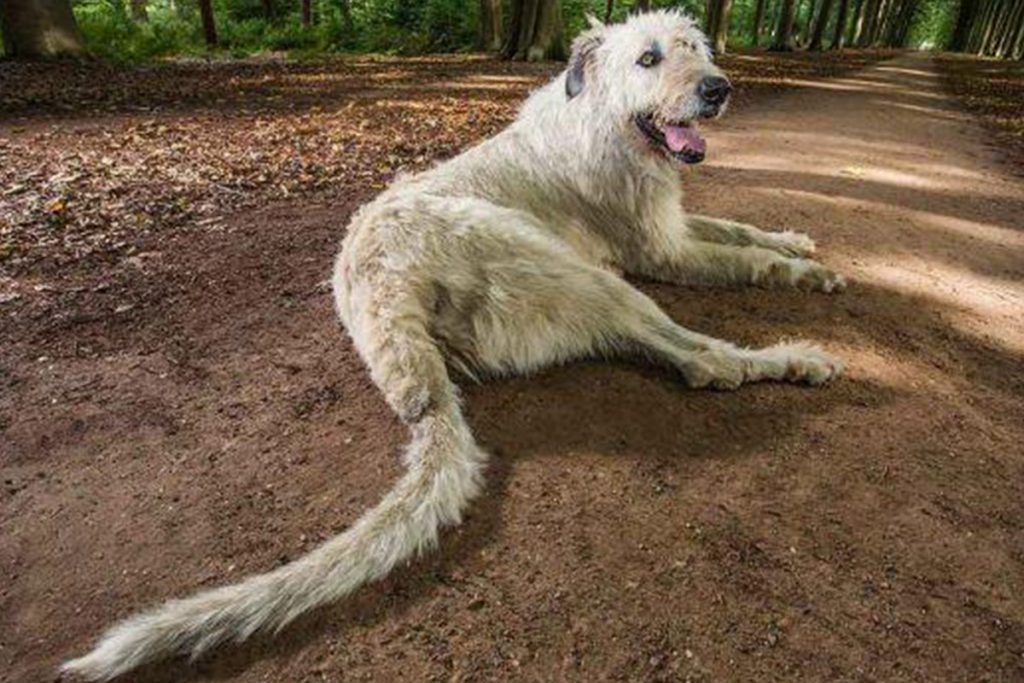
[{"x1": 62, "y1": 10, "x2": 844, "y2": 680}]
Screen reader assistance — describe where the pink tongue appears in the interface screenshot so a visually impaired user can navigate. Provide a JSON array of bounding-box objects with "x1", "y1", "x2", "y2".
[{"x1": 664, "y1": 125, "x2": 705, "y2": 154}]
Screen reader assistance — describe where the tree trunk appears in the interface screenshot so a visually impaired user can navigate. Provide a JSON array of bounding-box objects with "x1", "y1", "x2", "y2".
[
  {"x1": 708, "y1": 0, "x2": 732, "y2": 53},
  {"x1": 799, "y1": 0, "x2": 818, "y2": 45},
  {"x1": 770, "y1": 0, "x2": 797, "y2": 49},
  {"x1": 0, "y1": 0, "x2": 84, "y2": 58},
  {"x1": 130, "y1": 0, "x2": 147, "y2": 22},
  {"x1": 808, "y1": 0, "x2": 834, "y2": 49},
  {"x1": 300, "y1": 0, "x2": 311, "y2": 29},
  {"x1": 1013, "y1": 5, "x2": 1024, "y2": 58},
  {"x1": 198, "y1": 0, "x2": 217, "y2": 46},
  {"x1": 503, "y1": 0, "x2": 565, "y2": 61},
  {"x1": 752, "y1": 0, "x2": 767, "y2": 45},
  {"x1": 849, "y1": 0, "x2": 866, "y2": 43},
  {"x1": 261, "y1": 0, "x2": 273, "y2": 21},
  {"x1": 831, "y1": 0, "x2": 849, "y2": 48},
  {"x1": 706, "y1": 0, "x2": 719, "y2": 38},
  {"x1": 604, "y1": 0, "x2": 614, "y2": 23},
  {"x1": 948, "y1": 0, "x2": 974, "y2": 51},
  {"x1": 856, "y1": 0, "x2": 879, "y2": 45},
  {"x1": 479, "y1": 0, "x2": 502, "y2": 51},
  {"x1": 995, "y1": 0, "x2": 1022, "y2": 56},
  {"x1": 635, "y1": 0, "x2": 651, "y2": 12}
]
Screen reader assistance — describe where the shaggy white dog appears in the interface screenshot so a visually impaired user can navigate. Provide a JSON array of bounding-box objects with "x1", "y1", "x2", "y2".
[{"x1": 63, "y1": 10, "x2": 844, "y2": 680}]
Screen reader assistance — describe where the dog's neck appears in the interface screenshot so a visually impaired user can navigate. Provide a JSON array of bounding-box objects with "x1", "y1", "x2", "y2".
[{"x1": 514, "y1": 75, "x2": 680, "y2": 196}]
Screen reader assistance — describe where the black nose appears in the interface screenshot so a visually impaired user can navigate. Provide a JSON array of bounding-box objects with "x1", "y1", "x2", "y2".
[{"x1": 698, "y1": 76, "x2": 732, "y2": 105}]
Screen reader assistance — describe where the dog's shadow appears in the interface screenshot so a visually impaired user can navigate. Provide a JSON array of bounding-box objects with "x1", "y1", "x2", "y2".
[{"x1": 116, "y1": 361, "x2": 898, "y2": 683}]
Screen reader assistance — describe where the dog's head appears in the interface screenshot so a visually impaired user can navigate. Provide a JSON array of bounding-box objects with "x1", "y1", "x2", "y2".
[{"x1": 565, "y1": 10, "x2": 730, "y2": 165}]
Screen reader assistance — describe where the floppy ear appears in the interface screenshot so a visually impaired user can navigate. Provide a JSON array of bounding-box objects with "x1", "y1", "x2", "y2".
[{"x1": 565, "y1": 30, "x2": 603, "y2": 100}]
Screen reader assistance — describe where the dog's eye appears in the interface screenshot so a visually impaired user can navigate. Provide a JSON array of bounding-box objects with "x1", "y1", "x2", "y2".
[{"x1": 636, "y1": 50, "x2": 662, "y2": 68}]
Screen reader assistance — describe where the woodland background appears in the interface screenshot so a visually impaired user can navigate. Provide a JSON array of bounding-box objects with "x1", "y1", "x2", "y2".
[{"x1": 1, "y1": 0, "x2": 1022, "y2": 63}]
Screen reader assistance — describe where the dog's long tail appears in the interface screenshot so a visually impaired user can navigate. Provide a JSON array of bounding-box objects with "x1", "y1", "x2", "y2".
[{"x1": 62, "y1": 287, "x2": 489, "y2": 681}]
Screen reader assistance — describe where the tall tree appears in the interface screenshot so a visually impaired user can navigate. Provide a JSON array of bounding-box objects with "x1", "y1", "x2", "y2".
[
  {"x1": 752, "y1": 0, "x2": 768, "y2": 45},
  {"x1": 808, "y1": 0, "x2": 835, "y2": 49},
  {"x1": 707, "y1": 0, "x2": 733, "y2": 53},
  {"x1": 604, "y1": 0, "x2": 614, "y2": 23},
  {"x1": 261, "y1": 0, "x2": 274, "y2": 21},
  {"x1": 856, "y1": 0, "x2": 880, "y2": 45},
  {"x1": 830, "y1": 0, "x2": 850, "y2": 48},
  {"x1": 770, "y1": 0, "x2": 797, "y2": 49},
  {"x1": 504, "y1": 0, "x2": 566, "y2": 61},
  {"x1": 198, "y1": 0, "x2": 217, "y2": 46},
  {"x1": 799, "y1": 0, "x2": 818, "y2": 44},
  {"x1": 479, "y1": 0, "x2": 502, "y2": 51},
  {"x1": 300, "y1": 0, "x2": 312, "y2": 28},
  {"x1": 849, "y1": 0, "x2": 866, "y2": 43},
  {"x1": 130, "y1": 0, "x2": 148, "y2": 22},
  {"x1": 0, "y1": 0, "x2": 84, "y2": 58}
]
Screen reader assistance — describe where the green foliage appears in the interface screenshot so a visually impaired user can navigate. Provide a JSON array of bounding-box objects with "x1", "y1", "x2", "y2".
[
  {"x1": 910, "y1": 0, "x2": 959, "y2": 49},
  {"x1": 73, "y1": 0, "x2": 201, "y2": 61},
  {"x1": 61, "y1": 0, "x2": 982, "y2": 63}
]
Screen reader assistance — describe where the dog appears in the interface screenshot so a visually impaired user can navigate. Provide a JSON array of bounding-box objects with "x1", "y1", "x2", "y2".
[{"x1": 63, "y1": 10, "x2": 844, "y2": 680}]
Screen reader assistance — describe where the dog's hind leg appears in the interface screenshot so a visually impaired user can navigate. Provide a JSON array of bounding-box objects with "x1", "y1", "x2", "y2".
[
  {"x1": 455, "y1": 246, "x2": 841, "y2": 389},
  {"x1": 686, "y1": 215, "x2": 817, "y2": 258}
]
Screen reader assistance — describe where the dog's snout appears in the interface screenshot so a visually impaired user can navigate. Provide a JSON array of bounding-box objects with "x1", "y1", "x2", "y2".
[{"x1": 698, "y1": 76, "x2": 732, "y2": 105}]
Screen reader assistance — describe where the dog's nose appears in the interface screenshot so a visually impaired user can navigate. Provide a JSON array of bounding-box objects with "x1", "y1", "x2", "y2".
[{"x1": 698, "y1": 76, "x2": 732, "y2": 105}]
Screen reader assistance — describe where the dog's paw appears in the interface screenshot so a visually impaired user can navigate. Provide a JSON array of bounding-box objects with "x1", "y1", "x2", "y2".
[
  {"x1": 793, "y1": 261, "x2": 846, "y2": 294},
  {"x1": 680, "y1": 350, "x2": 746, "y2": 391},
  {"x1": 756, "y1": 342, "x2": 844, "y2": 385},
  {"x1": 770, "y1": 231, "x2": 817, "y2": 258}
]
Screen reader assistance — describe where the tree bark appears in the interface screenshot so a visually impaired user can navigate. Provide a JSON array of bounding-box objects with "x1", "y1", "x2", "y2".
[
  {"x1": 948, "y1": 0, "x2": 974, "y2": 51},
  {"x1": 856, "y1": 0, "x2": 879, "y2": 45},
  {"x1": 261, "y1": 0, "x2": 274, "y2": 21},
  {"x1": 708, "y1": 0, "x2": 733, "y2": 53},
  {"x1": 0, "y1": 0, "x2": 84, "y2": 58},
  {"x1": 503, "y1": 0, "x2": 565, "y2": 61},
  {"x1": 130, "y1": 0, "x2": 147, "y2": 22},
  {"x1": 995, "y1": 0, "x2": 1022, "y2": 56},
  {"x1": 300, "y1": 0, "x2": 312, "y2": 29},
  {"x1": 198, "y1": 0, "x2": 217, "y2": 46},
  {"x1": 808, "y1": 0, "x2": 835, "y2": 49},
  {"x1": 849, "y1": 0, "x2": 865, "y2": 43},
  {"x1": 604, "y1": 0, "x2": 614, "y2": 23},
  {"x1": 752, "y1": 0, "x2": 767, "y2": 45},
  {"x1": 479, "y1": 0, "x2": 502, "y2": 51},
  {"x1": 830, "y1": 0, "x2": 849, "y2": 48},
  {"x1": 799, "y1": 0, "x2": 817, "y2": 45},
  {"x1": 706, "y1": 0, "x2": 719, "y2": 39},
  {"x1": 770, "y1": 0, "x2": 797, "y2": 49},
  {"x1": 635, "y1": 0, "x2": 651, "y2": 12}
]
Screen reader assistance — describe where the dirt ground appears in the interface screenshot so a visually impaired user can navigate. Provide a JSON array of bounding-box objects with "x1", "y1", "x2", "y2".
[{"x1": 2, "y1": 52, "x2": 1024, "y2": 683}]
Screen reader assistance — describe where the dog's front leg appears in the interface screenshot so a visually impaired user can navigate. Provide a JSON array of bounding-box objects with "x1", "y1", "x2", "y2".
[
  {"x1": 686, "y1": 214, "x2": 817, "y2": 258},
  {"x1": 633, "y1": 239, "x2": 846, "y2": 293}
]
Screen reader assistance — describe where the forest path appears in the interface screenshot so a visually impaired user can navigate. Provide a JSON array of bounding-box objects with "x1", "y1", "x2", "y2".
[{"x1": 3, "y1": 54, "x2": 1024, "y2": 683}]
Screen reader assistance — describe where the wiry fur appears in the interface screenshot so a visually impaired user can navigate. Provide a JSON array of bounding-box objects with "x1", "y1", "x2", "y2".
[{"x1": 63, "y1": 10, "x2": 845, "y2": 681}]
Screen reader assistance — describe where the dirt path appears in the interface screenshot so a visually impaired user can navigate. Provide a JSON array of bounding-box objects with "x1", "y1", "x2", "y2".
[{"x1": 3, "y1": 54, "x2": 1023, "y2": 683}]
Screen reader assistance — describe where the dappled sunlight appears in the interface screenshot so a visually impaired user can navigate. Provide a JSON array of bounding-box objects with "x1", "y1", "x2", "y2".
[
  {"x1": 872, "y1": 66, "x2": 940, "y2": 78},
  {"x1": 710, "y1": 144, "x2": 1005, "y2": 193},
  {"x1": 771, "y1": 77, "x2": 947, "y2": 101},
  {"x1": 857, "y1": 255, "x2": 1024, "y2": 355}
]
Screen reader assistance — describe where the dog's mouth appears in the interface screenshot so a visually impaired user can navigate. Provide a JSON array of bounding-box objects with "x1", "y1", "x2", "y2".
[{"x1": 633, "y1": 113, "x2": 706, "y2": 165}]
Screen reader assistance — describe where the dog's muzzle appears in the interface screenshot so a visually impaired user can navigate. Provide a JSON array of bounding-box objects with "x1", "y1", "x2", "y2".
[{"x1": 697, "y1": 75, "x2": 732, "y2": 119}]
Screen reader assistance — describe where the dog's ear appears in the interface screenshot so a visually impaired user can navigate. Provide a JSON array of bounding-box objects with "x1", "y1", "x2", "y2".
[{"x1": 566, "y1": 30, "x2": 603, "y2": 100}]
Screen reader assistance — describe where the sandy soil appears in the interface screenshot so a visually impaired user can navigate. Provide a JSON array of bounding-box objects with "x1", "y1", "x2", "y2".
[{"x1": 3, "y1": 53, "x2": 1024, "y2": 683}]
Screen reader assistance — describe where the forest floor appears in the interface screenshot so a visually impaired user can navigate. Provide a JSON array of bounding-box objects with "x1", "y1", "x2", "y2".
[{"x1": 2, "y1": 50, "x2": 1023, "y2": 683}]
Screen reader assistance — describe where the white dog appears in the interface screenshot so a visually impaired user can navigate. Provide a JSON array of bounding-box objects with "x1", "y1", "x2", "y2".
[{"x1": 63, "y1": 10, "x2": 844, "y2": 680}]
